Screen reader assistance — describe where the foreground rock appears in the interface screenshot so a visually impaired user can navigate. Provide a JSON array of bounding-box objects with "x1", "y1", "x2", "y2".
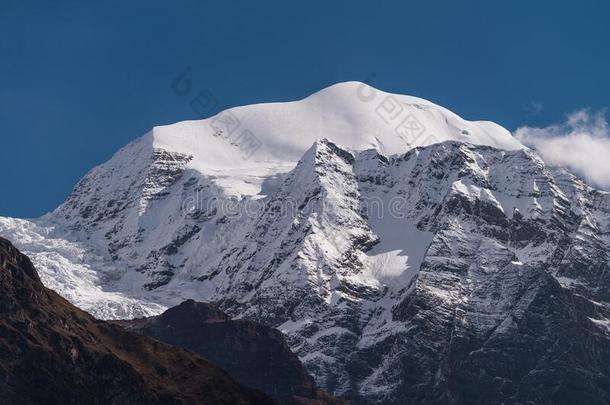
[
  {"x1": 119, "y1": 300, "x2": 344, "y2": 405},
  {"x1": 0, "y1": 237, "x2": 273, "y2": 405}
]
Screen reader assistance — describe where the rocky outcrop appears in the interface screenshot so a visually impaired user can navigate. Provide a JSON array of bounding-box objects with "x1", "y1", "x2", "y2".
[{"x1": 119, "y1": 300, "x2": 343, "y2": 405}]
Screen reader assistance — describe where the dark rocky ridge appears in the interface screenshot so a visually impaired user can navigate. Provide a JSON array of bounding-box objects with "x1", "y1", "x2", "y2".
[
  {"x1": 0, "y1": 237, "x2": 274, "y2": 405},
  {"x1": 119, "y1": 300, "x2": 344, "y2": 405}
]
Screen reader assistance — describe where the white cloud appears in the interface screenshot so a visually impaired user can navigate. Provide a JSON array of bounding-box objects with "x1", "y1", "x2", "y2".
[{"x1": 515, "y1": 110, "x2": 610, "y2": 190}]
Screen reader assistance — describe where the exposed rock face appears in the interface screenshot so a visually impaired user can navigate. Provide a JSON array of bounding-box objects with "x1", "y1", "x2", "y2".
[
  {"x1": 3, "y1": 138, "x2": 610, "y2": 404},
  {"x1": 3, "y1": 139, "x2": 610, "y2": 404},
  {"x1": 0, "y1": 237, "x2": 274, "y2": 405},
  {"x1": 120, "y1": 300, "x2": 343, "y2": 405}
]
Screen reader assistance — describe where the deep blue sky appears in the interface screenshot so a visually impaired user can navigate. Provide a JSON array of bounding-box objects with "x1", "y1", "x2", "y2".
[{"x1": 1, "y1": 0, "x2": 609, "y2": 218}]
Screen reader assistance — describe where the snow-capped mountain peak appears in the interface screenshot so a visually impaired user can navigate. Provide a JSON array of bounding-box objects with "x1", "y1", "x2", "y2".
[
  {"x1": 3, "y1": 83, "x2": 608, "y2": 404},
  {"x1": 150, "y1": 81, "x2": 523, "y2": 197}
]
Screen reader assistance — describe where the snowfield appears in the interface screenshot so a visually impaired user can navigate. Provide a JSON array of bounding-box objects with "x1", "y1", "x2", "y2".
[{"x1": 0, "y1": 81, "x2": 525, "y2": 318}]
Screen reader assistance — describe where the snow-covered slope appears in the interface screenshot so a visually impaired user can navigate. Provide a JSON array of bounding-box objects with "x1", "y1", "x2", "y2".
[
  {"x1": 150, "y1": 81, "x2": 522, "y2": 176},
  {"x1": 2, "y1": 81, "x2": 523, "y2": 316},
  {"x1": 82, "y1": 81, "x2": 522, "y2": 200},
  {"x1": 2, "y1": 82, "x2": 610, "y2": 404}
]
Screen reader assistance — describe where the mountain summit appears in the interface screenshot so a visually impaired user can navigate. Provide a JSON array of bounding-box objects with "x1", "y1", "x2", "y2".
[
  {"x1": 0, "y1": 82, "x2": 525, "y2": 318},
  {"x1": 1, "y1": 83, "x2": 609, "y2": 403}
]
